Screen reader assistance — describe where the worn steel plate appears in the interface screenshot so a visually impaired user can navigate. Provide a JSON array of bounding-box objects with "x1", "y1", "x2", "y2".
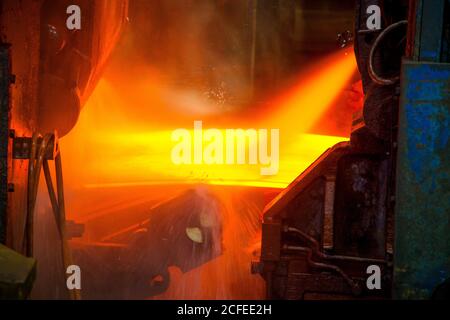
[{"x1": 394, "y1": 59, "x2": 450, "y2": 299}]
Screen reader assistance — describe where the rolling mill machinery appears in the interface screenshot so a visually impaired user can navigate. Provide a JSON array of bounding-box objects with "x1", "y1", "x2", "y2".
[
  {"x1": 0, "y1": 0, "x2": 129, "y2": 299},
  {"x1": 0, "y1": 0, "x2": 448, "y2": 301},
  {"x1": 254, "y1": 0, "x2": 450, "y2": 300}
]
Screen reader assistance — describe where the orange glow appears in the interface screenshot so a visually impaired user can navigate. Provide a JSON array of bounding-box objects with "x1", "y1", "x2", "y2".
[
  {"x1": 154, "y1": 186, "x2": 266, "y2": 300},
  {"x1": 61, "y1": 49, "x2": 355, "y2": 190},
  {"x1": 263, "y1": 49, "x2": 358, "y2": 136},
  {"x1": 57, "y1": 49, "x2": 357, "y2": 300},
  {"x1": 63, "y1": 126, "x2": 346, "y2": 189}
]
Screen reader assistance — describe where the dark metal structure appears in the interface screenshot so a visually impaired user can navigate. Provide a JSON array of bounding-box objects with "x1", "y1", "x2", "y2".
[
  {"x1": 71, "y1": 188, "x2": 223, "y2": 299},
  {"x1": 0, "y1": 46, "x2": 36, "y2": 300},
  {"x1": 0, "y1": 0, "x2": 128, "y2": 299},
  {"x1": 394, "y1": 0, "x2": 450, "y2": 299},
  {"x1": 254, "y1": 0, "x2": 449, "y2": 299},
  {"x1": 0, "y1": 44, "x2": 10, "y2": 244}
]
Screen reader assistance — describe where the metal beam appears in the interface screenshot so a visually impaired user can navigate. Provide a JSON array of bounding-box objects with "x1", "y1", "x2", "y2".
[
  {"x1": 414, "y1": 0, "x2": 447, "y2": 62},
  {"x1": 0, "y1": 45, "x2": 11, "y2": 244}
]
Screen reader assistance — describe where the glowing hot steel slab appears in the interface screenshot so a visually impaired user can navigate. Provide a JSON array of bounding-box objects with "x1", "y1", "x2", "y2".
[
  {"x1": 72, "y1": 131, "x2": 346, "y2": 189},
  {"x1": 61, "y1": 49, "x2": 355, "y2": 190},
  {"x1": 57, "y1": 49, "x2": 356, "y2": 300}
]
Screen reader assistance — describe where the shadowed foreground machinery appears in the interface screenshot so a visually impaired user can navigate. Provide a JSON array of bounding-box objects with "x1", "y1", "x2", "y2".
[
  {"x1": 254, "y1": 0, "x2": 450, "y2": 300},
  {"x1": 71, "y1": 188, "x2": 223, "y2": 299}
]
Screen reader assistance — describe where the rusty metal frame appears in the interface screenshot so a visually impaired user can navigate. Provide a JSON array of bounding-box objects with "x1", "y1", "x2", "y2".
[{"x1": 0, "y1": 44, "x2": 11, "y2": 244}]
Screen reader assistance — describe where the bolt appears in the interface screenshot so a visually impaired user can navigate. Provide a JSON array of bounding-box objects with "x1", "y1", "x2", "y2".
[
  {"x1": 8, "y1": 129, "x2": 15, "y2": 139},
  {"x1": 7, "y1": 183, "x2": 14, "y2": 192}
]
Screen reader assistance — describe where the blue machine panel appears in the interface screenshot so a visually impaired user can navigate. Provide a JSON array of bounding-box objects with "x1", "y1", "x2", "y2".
[{"x1": 394, "y1": 60, "x2": 450, "y2": 299}]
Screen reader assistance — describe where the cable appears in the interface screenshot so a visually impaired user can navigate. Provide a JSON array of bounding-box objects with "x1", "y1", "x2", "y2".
[
  {"x1": 286, "y1": 226, "x2": 387, "y2": 265},
  {"x1": 283, "y1": 245, "x2": 362, "y2": 296},
  {"x1": 42, "y1": 160, "x2": 60, "y2": 230},
  {"x1": 23, "y1": 132, "x2": 81, "y2": 300},
  {"x1": 24, "y1": 133, "x2": 52, "y2": 257},
  {"x1": 283, "y1": 226, "x2": 389, "y2": 295},
  {"x1": 55, "y1": 150, "x2": 81, "y2": 300},
  {"x1": 368, "y1": 20, "x2": 408, "y2": 86},
  {"x1": 23, "y1": 133, "x2": 38, "y2": 256}
]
